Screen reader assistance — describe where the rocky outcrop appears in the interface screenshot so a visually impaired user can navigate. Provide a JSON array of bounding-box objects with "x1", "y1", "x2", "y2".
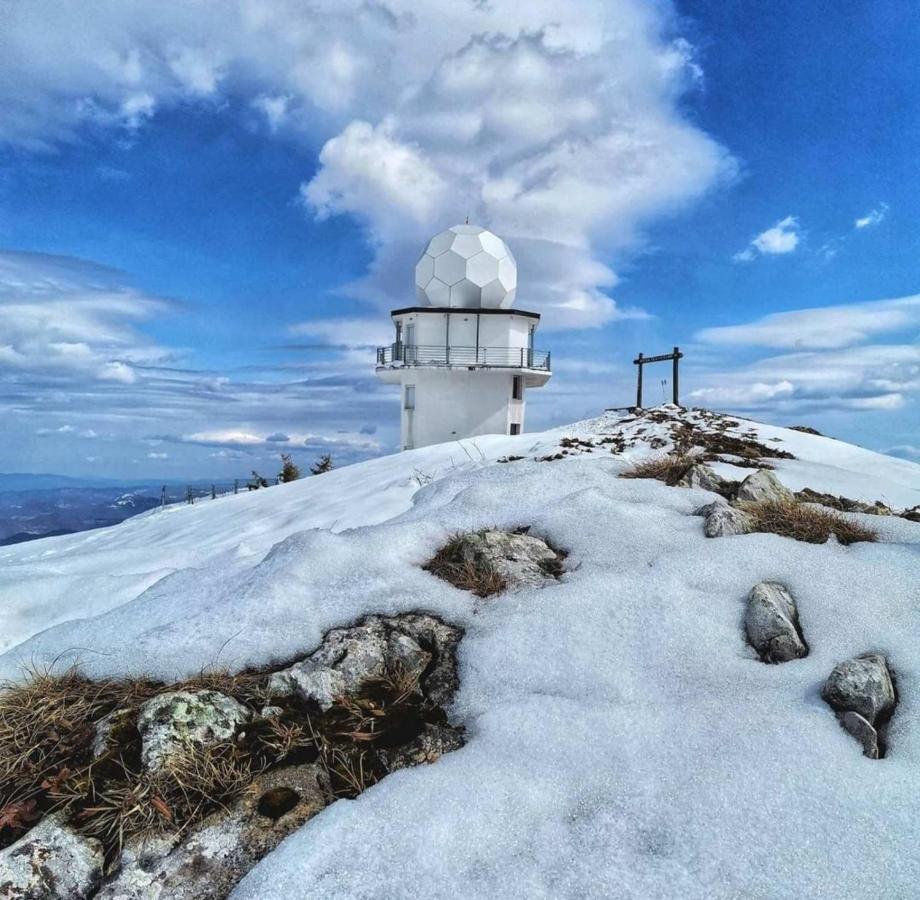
[
  {"x1": 675, "y1": 463, "x2": 725, "y2": 493},
  {"x1": 794, "y1": 487, "x2": 892, "y2": 517},
  {"x1": 461, "y1": 529, "x2": 564, "y2": 586},
  {"x1": 379, "y1": 723, "x2": 465, "y2": 773},
  {"x1": 822, "y1": 654, "x2": 896, "y2": 759},
  {"x1": 744, "y1": 582, "x2": 808, "y2": 663},
  {"x1": 0, "y1": 815, "x2": 103, "y2": 899},
  {"x1": 137, "y1": 690, "x2": 252, "y2": 772},
  {"x1": 269, "y1": 614, "x2": 462, "y2": 710},
  {"x1": 735, "y1": 469, "x2": 793, "y2": 504},
  {"x1": 698, "y1": 500, "x2": 751, "y2": 537},
  {"x1": 97, "y1": 764, "x2": 330, "y2": 900}
]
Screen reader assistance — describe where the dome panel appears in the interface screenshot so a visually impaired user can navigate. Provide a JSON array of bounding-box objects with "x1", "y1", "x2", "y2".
[
  {"x1": 425, "y1": 277, "x2": 450, "y2": 306},
  {"x1": 449, "y1": 224, "x2": 484, "y2": 236},
  {"x1": 498, "y1": 255, "x2": 517, "y2": 292},
  {"x1": 415, "y1": 254, "x2": 434, "y2": 286},
  {"x1": 466, "y1": 250, "x2": 500, "y2": 287},
  {"x1": 480, "y1": 278, "x2": 508, "y2": 307},
  {"x1": 450, "y1": 233, "x2": 484, "y2": 258},
  {"x1": 425, "y1": 231, "x2": 454, "y2": 257},
  {"x1": 433, "y1": 249, "x2": 467, "y2": 286},
  {"x1": 500, "y1": 286, "x2": 517, "y2": 308},
  {"x1": 450, "y1": 279, "x2": 482, "y2": 308},
  {"x1": 477, "y1": 231, "x2": 508, "y2": 259}
]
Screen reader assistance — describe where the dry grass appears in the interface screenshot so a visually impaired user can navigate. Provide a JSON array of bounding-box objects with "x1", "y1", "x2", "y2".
[
  {"x1": 620, "y1": 454, "x2": 695, "y2": 486},
  {"x1": 423, "y1": 532, "x2": 508, "y2": 597},
  {"x1": 741, "y1": 499, "x2": 877, "y2": 545},
  {"x1": 0, "y1": 652, "x2": 459, "y2": 863}
]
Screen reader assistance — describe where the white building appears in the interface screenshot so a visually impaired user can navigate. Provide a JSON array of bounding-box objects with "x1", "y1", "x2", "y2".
[{"x1": 376, "y1": 224, "x2": 552, "y2": 450}]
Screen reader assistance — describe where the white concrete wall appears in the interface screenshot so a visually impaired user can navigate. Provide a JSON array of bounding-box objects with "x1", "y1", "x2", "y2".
[
  {"x1": 382, "y1": 307, "x2": 543, "y2": 449},
  {"x1": 398, "y1": 368, "x2": 524, "y2": 449}
]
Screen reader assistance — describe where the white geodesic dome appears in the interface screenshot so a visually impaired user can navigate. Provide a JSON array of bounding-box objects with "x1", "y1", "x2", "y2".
[{"x1": 414, "y1": 224, "x2": 517, "y2": 308}]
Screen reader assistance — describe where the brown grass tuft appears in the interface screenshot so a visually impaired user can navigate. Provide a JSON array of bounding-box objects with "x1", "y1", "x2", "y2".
[
  {"x1": 423, "y1": 532, "x2": 508, "y2": 597},
  {"x1": 741, "y1": 499, "x2": 877, "y2": 545},
  {"x1": 620, "y1": 454, "x2": 695, "y2": 486}
]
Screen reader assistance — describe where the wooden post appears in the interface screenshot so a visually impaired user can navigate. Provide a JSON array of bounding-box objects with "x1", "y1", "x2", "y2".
[
  {"x1": 672, "y1": 346, "x2": 679, "y2": 405},
  {"x1": 636, "y1": 352, "x2": 644, "y2": 408},
  {"x1": 211, "y1": 484, "x2": 216, "y2": 500},
  {"x1": 160, "y1": 486, "x2": 166, "y2": 509},
  {"x1": 234, "y1": 479, "x2": 239, "y2": 495}
]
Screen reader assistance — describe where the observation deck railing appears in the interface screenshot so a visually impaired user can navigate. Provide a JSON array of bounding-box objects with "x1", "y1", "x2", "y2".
[{"x1": 376, "y1": 344, "x2": 551, "y2": 370}]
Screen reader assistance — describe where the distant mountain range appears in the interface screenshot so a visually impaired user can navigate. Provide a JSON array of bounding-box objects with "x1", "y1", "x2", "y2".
[{"x1": 0, "y1": 484, "x2": 163, "y2": 545}]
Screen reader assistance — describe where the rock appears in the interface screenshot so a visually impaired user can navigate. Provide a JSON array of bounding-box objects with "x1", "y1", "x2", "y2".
[
  {"x1": 269, "y1": 614, "x2": 462, "y2": 710},
  {"x1": 675, "y1": 463, "x2": 725, "y2": 493},
  {"x1": 97, "y1": 764, "x2": 329, "y2": 900},
  {"x1": 822, "y1": 654, "x2": 896, "y2": 724},
  {"x1": 379, "y1": 723, "x2": 466, "y2": 773},
  {"x1": 458, "y1": 529, "x2": 564, "y2": 587},
  {"x1": 837, "y1": 711, "x2": 880, "y2": 759},
  {"x1": 900, "y1": 505, "x2": 920, "y2": 523},
  {"x1": 0, "y1": 815, "x2": 103, "y2": 899},
  {"x1": 259, "y1": 705, "x2": 283, "y2": 719},
  {"x1": 744, "y1": 582, "x2": 808, "y2": 663},
  {"x1": 735, "y1": 469, "x2": 793, "y2": 504},
  {"x1": 137, "y1": 690, "x2": 251, "y2": 772},
  {"x1": 92, "y1": 707, "x2": 135, "y2": 759},
  {"x1": 703, "y1": 502, "x2": 751, "y2": 537}
]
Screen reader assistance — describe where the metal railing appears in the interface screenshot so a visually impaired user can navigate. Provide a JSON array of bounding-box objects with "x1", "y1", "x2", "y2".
[{"x1": 376, "y1": 344, "x2": 551, "y2": 370}]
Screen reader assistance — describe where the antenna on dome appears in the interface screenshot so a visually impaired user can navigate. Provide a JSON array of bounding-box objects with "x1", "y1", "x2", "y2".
[{"x1": 465, "y1": 215, "x2": 469, "y2": 225}]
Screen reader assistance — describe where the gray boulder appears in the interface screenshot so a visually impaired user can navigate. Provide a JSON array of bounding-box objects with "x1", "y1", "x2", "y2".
[
  {"x1": 838, "y1": 710, "x2": 880, "y2": 760},
  {"x1": 97, "y1": 764, "x2": 329, "y2": 900},
  {"x1": 269, "y1": 614, "x2": 461, "y2": 710},
  {"x1": 744, "y1": 582, "x2": 808, "y2": 663},
  {"x1": 137, "y1": 690, "x2": 251, "y2": 772},
  {"x1": 676, "y1": 463, "x2": 725, "y2": 493},
  {"x1": 459, "y1": 529, "x2": 564, "y2": 587},
  {"x1": 0, "y1": 815, "x2": 103, "y2": 899},
  {"x1": 736, "y1": 469, "x2": 793, "y2": 504},
  {"x1": 92, "y1": 707, "x2": 134, "y2": 759},
  {"x1": 822, "y1": 654, "x2": 896, "y2": 724},
  {"x1": 701, "y1": 501, "x2": 751, "y2": 537}
]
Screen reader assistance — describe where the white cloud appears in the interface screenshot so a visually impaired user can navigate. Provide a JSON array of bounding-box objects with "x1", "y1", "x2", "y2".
[
  {"x1": 147, "y1": 451, "x2": 169, "y2": 459},
  {"x1": 288, "y1": 317, "x2": 393, "y2": 349},
  {"x1": 854, "y1": 203, "x2": 888, "y2": 229},
  {"x1": 734, "y1": 215, "x2": 800, "y2": 262},
  {"x1": 696, "y1": 295, "x2": 920, "y2": 350},
  {"x1": 0, "y1": 1, "x2": 734, "y2": 330}
]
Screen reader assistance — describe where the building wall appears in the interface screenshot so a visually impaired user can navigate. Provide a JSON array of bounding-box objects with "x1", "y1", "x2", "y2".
[
  {"x1": 391, "y1": 310, "x2": 537, "y2": 353},
  {"x1": 399, "y1": 368, "x2": 525, "y2": 450}
]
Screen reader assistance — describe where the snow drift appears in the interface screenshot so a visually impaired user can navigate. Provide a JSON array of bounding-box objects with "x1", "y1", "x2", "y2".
[{"x1": 1, "y1": 407, "x2": 919, "y2": 898}]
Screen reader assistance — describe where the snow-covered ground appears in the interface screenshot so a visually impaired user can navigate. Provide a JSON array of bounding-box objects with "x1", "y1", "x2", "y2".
[{"x1": 2, "y1": 407, "x2": 919, "y2": 898}]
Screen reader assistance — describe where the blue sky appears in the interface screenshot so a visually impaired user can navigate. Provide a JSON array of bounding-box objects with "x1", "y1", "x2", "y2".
[{"x1": 0, "y1": 0, "x2": 917, "y2": 479}]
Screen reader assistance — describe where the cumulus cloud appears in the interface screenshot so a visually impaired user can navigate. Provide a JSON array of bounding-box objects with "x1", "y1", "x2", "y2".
[
  {"x1": 0, "y1": 0, "x2": 734, "y2": 329},
  {"x1": 733, "y1": 216, "x2": 801, "y2": 262},
  {"x1": 695, "y1": 295, "x2": 920, "y2": 350},
  {"x1": 0, "y1": 251, "x2": 395, "y2": 475}
]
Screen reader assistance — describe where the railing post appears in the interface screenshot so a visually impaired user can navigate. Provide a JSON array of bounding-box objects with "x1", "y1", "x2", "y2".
[
  {"x1": 160, "y1": 486, "x2": 166, "y2": 509},
  {"x1": 234, "y1": 479, "x2": 238, "y2": 495},
  {"x1": 636, "y1": 353, "x2": 644, "y2": 408},
  {"x1": 520, "y1": 347, "x2": 524, "y2": 367},
  {"x1": 211, "y1": 484, "x2": 216, "y2": 500}
]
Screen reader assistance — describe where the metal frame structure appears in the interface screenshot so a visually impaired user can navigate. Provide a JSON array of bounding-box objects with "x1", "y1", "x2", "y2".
[{"x1": 633, "y1": 346, "x2": 683, "y2": 407}]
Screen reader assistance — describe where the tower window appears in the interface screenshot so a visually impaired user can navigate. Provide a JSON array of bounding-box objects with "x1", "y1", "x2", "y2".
[
  {"x1": 512, "y1": 376, "x2": 523, "y2": 400},
  {"x1": 404, "y1": 385, "x2": 416, "y2": 410},
  {"x1": 510, "y1": 423, "x2": 521, "y2": 435}
]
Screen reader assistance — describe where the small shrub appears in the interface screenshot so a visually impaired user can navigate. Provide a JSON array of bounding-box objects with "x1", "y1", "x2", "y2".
[
  {"x1": 310, "y1": 454, "x2": 334, "y2": 475},
  {"x1": 249, "y1": 470, "x2": 269, "y2": 489},
  {"x1": 279, "y1": 453, "x2": 301, "y2": 483},
  {"x1": 424, "y1": 532, "x2": 508, "y2": 597},
  {"x1": 741, "y1": 499, "x2": 877, "y2": 545},
  {"x1": 620, "y1": 454, "x2": 695, "y2": 486}
]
